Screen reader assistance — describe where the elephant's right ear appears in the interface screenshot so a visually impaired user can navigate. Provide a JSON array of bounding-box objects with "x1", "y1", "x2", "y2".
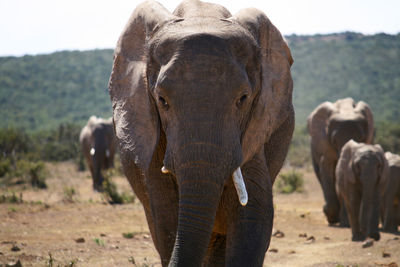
[
  {"x1": 337, "y1": 140, "x2": 357, "y2": 184},
  {"x1": 109, "y1": 1, "x2": 175, "y2": 172},
  {"x1": 354, "y1": 101, "x2": 374, "y2": 144},
  {"x1": 307, "y1": 101, "x2": 336, "y2": 153}
]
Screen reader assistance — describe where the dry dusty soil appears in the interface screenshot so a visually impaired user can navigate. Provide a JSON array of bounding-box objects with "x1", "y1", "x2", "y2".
[{"x1": 0, "y1": 161, "x2": 399, "y2": 267}]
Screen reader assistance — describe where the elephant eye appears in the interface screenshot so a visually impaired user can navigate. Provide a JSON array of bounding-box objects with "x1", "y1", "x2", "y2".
[
  {"x1": 237, "y1": 94, "x2": 248, "y2": 108},
  {"x1": 158, "y1": 96, "x2": 169, "y2": 109}
]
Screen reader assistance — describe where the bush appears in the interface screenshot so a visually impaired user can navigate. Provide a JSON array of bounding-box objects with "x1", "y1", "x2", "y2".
[
  {"x1": 102, "y1": 178, "x2": 135, "y2": 204},
  {"x1": 0, "y1": 158, "x2": 11, "y2": 177},
  {"x1": 276, "y1": 170, "x2": 304, "y2": 194},
  {"x1": 14, "y1": 160, "x2": 47, "y2": 189}
]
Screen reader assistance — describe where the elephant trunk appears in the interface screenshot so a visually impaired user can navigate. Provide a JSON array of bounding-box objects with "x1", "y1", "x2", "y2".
[{"x1": 167, "y1": 143, "x2": 242, "y2": 266}]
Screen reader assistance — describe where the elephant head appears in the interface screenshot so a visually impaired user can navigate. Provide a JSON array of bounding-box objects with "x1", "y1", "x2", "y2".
[
  {"x1": 109, "y1": 0, "x2": 293, "y2": 265},
  {"x1": 381, "y1": 151, "x2": 400, "y2": 233},
  {"x1": 307, "y1": 98, "x2": 374, "y2": 224},
  {"x1": 79, "y1": 116, "x2": 116, "y2": 191},
  {"x1": 336, "y1": 140, "x2": 388, "y2": 241}
]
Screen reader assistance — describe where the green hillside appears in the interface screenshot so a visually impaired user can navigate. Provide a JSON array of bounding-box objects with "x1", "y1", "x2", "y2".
[
  {"x1": 0, "y1": 50, "x2": 114, "y2": 131},
  {"x1": 0, "y1": 32, "x2": 399, "y2": 132},
  {"x1": 288, "y1": 32, "x2": 400, "y2": 124}
]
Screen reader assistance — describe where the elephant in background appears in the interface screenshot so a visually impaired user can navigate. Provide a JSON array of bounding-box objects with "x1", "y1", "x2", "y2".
[
  {"x1": 108, "y1": 0, "x2": 294, "y2": 265},
  {"x1": 79, "y1": 116, "x2": 115, "y2": 191},
  {"x1": 381, "y1": 151, "x2": 400, "y2": 233},
  {"x1": 308, "y1": 98, "x2": 374, "y2": 225},
  {"x1": 336, "y1": 140, "x2": 387, "y2": 241}
]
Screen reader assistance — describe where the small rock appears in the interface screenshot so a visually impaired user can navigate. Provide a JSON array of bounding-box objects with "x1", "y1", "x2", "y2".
[
  {"x1": 299, "y1": 233, "x2": 307, "y2": 238},
  {"x1": 11, "y1": 245, "x2": 20, "y2": 252},
  {"x1": 304, "y1": 236, "x2": 315, "y2": 244},
  {"x1": 382, "y1": 251, "x2": 391, "y2": 258},
  {"x1": 300, "y1": 211, "x2": 310, "y2": 218},
  {"x1": 75, "y1": 238, "x2": 85, "y2": 243},
  {"x1": 6, "y1": 259, "x2": 22, "y2": 267},
  {"x1": 0, "y1": 251, "x2": 3, "y2": 255},
  {"x1": 269, "y1": 248, "x2": 278, "y2": 253},
  {"x1": 272, "y1": 230, "x2": 285, "y2": 238},
  {"x1": 288, "y1": 250, "x2": 296, "y2": 254},
  {"x1": 100, "y1": 233, "x2": 106, "y2": 237},
  {"x1": 394, "y1": 237, "x2": 399, "y2": 240},
  {"x1": 324, "y1": 236, "x2": 330, "y2": 240},
  {"x1": 143, "y1": 234, "x2": 150, "y2": 239},
  {"x1": 362, "y1": 239, "x2": 374, "y2": 248}
]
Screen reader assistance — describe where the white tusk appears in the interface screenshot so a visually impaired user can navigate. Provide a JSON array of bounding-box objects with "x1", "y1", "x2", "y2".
[
  {"x1": 161, "y1": 166, "x2": 169, "y2": 174},
  {"x1": 232, "y1": 167, "x2": 248, "y2": 206},
  {"x1": 105, "y1": 149, "x2": 110, "y2": 157},
  {"x1": 90, "y1": 148, "x2": 95, "y2": 156}
]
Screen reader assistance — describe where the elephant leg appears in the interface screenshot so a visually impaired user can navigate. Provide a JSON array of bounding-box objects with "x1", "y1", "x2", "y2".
[
  {"x1": 382, "y1": 179, "x2": 400, "y2": 232},
  {"x1": 339, "y1": 197, "x2": 349, "y2": 227},
  {"x1": 346, "y1": 190, "x2": 363, "y2": 241},
  {"x1": 311, "y1": 153, "x2": 322, "y2": 184},
  {"x1": 225, "y1": 152, "x2": 272, "y2": 266},
  {"x1": 368, "y1": 191, "x2": 380, "y2": 240},
  {"x1": 320, "y1": 158, "x2": 340, "y2": 224}
]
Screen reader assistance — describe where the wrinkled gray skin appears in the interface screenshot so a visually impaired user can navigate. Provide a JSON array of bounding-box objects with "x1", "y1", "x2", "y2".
[
  {"x1": 79, "y1": 116, "x2": 116, "y2": 191},
  {"x1": 308, "y1": 98, "x2": 374, "y2": 225},
  {"x1": 381, "y1": 152, "x2": 400, "y2": 233},
  {"x1": 336, "y1": 140, "x2": 387, "y2": 241},
  {"x1": 108, "y1": 0, "x2": 294, "y2": 266}
]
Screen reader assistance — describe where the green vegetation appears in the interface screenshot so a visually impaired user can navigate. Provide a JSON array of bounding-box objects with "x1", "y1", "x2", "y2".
[
  {"x1": 0, "y1": 50, "x2": 113, "y2": 132},
  {"x1": 63, "y1": 187, "x2": 77, "y2": 202},
  {"x1": 122, "y1": 232, "x2": 136, "y2": 239},
  {"x1": 102, "y1": 177, "x2": 135, "y2": 204},
  {"x1": 276, "y1": 170, "x2": 304, "y2": 194},
  {"x1": 93, "y1": 237, "x2": 105, "y2": 247},
  {"x1": 0, "y1": 32, "x2": 400, "y2": 173},
  {"x1": 288, "y1": 32, "x2": 400, "y2": 124},
  {"x1": 0, "y1": 192, "x2": 23, "y2": 203}
]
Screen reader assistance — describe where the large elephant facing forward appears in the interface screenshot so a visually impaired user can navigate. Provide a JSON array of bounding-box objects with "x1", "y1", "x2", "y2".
[
  {"x1": 108, "y1": 0, "x2": 294, "y2": 265},
  {"x1": 381, "y1": 152, "x2": 400, "y2": 233},
  {"x1": 308, "y1": 98, "x2": 374, "y2": 225},
  {"x1": 79, "y1": 116, "x2": 115, "y2": 191},
  {"x1": 336, "y1": 140, "x2": 387, "y2": 241}
]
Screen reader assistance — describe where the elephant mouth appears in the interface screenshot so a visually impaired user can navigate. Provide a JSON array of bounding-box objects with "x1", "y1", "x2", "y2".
[{"x1": 161, "y1": 165, "x2": 248, "y2": 206}]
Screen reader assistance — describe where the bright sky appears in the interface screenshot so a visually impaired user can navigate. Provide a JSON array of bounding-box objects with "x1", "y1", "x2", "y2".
[{"x1": 0, "y1": 0, "x2": 399, "y2": 56}]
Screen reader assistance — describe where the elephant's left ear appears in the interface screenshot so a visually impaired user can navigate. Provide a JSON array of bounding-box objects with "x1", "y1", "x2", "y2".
[
  {"x1": 233, "y1": 8, "x2": 294, "y2": 165},
  {"x1": 376, "y1": 144, "x2": 389, "y2": 186},
  {"x1": 355, "y1": 101, "x2": 374, "y2": 144}
]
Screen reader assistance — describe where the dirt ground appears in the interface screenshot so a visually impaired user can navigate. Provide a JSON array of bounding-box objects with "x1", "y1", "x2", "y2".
[{"x1": 0, "y1": 161, "x2": 399, "y2": 267}]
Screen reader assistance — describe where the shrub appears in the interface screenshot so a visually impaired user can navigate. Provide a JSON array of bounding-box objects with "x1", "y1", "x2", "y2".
[
  {"x1": 0, "y1": 158, "x2": 11, "y2": 177},
  {"x1": 276, "y1": 170, "x2": 304, "y2": 194},
  {"x1": 102, "y1": 178, "x2": 135, "y2": 204},
  {"x1": 14, "y1": 160, "x2": 47, "y2": 188},
  {"x1": 0, "y1": 192, "x2": 23, "y2": 203},
  {"x1": 63, "y1": 187, "x2": 77, "y2": 202}
]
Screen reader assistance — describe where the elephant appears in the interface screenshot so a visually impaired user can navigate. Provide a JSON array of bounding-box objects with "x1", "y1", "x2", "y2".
[
  {"x1": 79, "y1": 116, "x2": 116, "y2": 191},
  {"x1": 335, "y1": 140, "x2": 388, "y2": 241},
  {"x1": 381, "y1": 151, "x2": 400, "y2": 233},
  {"x1": 108, "y1": 0, "x2": 294, "y2": 266},
  {"x1": 307, "y1": 97, "x2": 374, "y2": 225}
]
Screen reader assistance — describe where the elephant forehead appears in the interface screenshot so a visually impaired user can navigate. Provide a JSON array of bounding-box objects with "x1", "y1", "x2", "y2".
[
  {"x1": 330, "y1": 113, "x2": 365, "y2": 123},
  {"x1": 150, "y1": 18, "x2": 258, "y2": 66},
  {"x1": 356, "y1": 145, "x2": 380, "y2": 158}
]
